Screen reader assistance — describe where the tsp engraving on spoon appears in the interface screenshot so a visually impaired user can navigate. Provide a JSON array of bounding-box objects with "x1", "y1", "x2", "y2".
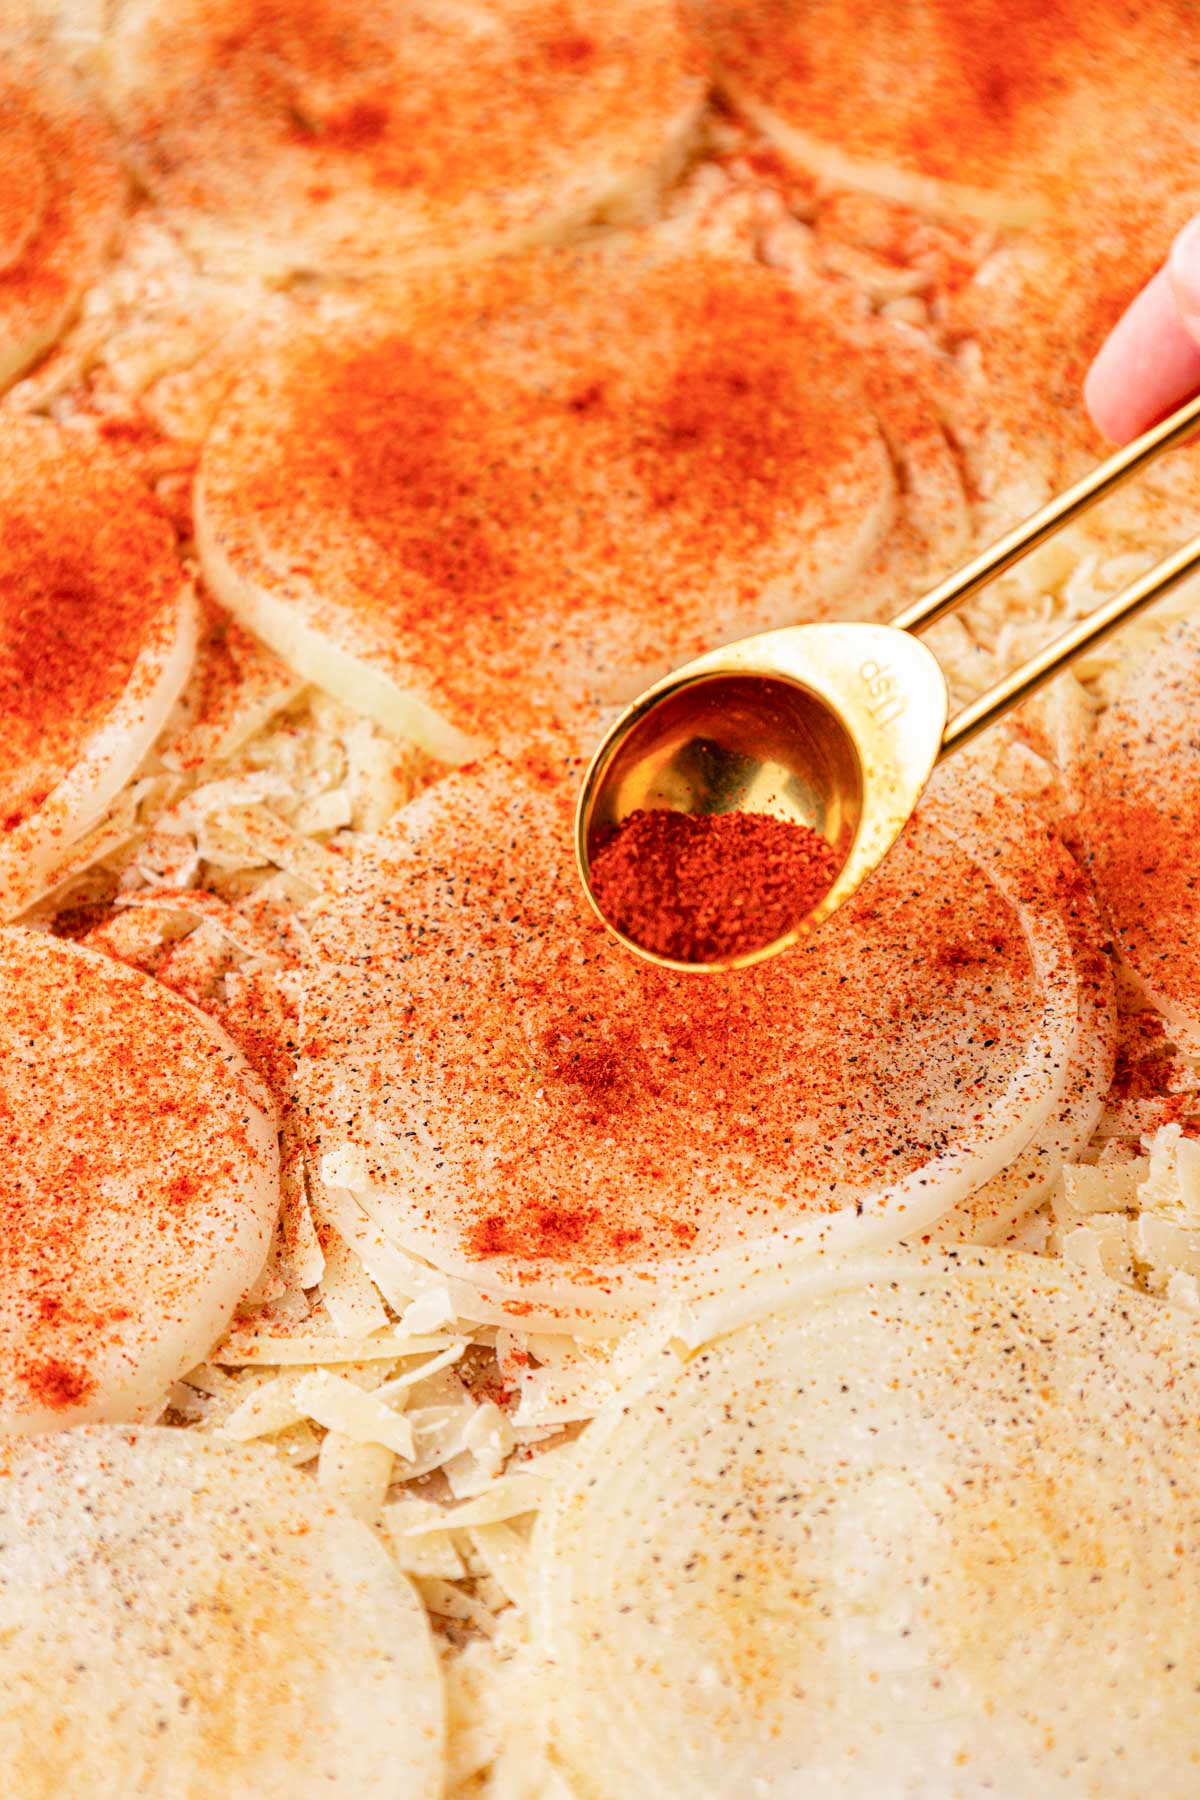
[{"x1": 859, "y1": 660, "x2": 906, "y2": 727}]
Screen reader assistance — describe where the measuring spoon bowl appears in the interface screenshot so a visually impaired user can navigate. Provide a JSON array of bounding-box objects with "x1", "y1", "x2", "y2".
[{"x1": 575, "y1": 621, "x2": 949, "y2": 972}]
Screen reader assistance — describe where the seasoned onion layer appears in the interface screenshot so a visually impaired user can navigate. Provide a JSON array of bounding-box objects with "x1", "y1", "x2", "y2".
[
  {"x1": 533, "y1": 1247, "x2": 1200, "y2": 1796},
  {"x1": 297, "y1": 732, "x2": 1081, "y2": 1329}
]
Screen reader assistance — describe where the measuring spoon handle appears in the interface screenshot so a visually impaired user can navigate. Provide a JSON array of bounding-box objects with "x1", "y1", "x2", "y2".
[{"x1": 892, "y1": 389, "x2": 1200, "y2": 637}]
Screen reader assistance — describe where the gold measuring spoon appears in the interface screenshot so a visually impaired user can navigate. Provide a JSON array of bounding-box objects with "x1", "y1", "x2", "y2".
[{"x1": 576, "y1": 388, "x2": 1200, "y2": 972}]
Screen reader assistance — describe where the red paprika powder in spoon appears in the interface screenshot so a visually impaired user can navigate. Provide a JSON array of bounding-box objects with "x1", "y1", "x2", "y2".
[{"x1": 588, "y1": 807, "x2": 840, "y2": 963}]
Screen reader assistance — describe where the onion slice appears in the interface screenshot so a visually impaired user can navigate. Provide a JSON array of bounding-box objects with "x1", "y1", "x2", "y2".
[
  {"x1": 701, "y1": 0, "x2": 1199, "y2": 227},
  {"x1": 104, "y1": 0, "x2": 704, "y2": 277},
  {"x1": 0, "y1": 928, "x2": 279, "y2": 1432},
  {"x1": 298, "y1": 732, "x2": 1079, "y2": 1330},
  {"x1": 926, "y1": 777, "x2": 1115, "y2": 1244},
  {"x1": 0, "y1": 415, "x2": 196, "y2": 920},
  {"x1": 532, "y1": 1244, "x2": 1200, "y2": 1797},
  {"x1": 0, "y1": 45, "x2": 122, "y2": 389},
  {"x1": 0, "y1": 1426, "x2": 443, "y2": 1797},
  {"x1": 195, "y1": 244, "x2": 903, "y2": 757},
  {"x1": 1078, "y1": 613, "x2": 1200, "y2": 1050}
]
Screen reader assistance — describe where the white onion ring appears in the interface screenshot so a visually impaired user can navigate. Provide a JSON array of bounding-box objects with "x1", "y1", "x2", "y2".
[
  {"x1": 533, "y1": 1245, "x2": 1200, "y2": 1797},
  {"x1": 299, "y1": 742, "x2": 1079, "y2": 1330},
  {"x1": 0, "y1": 1426, "x2": 443, "y2": 1796},
  {"x1": 1078, "y1": 614, "x2": 1200, "y2": 1052},
  {"x1": 926, "y1": 775, "x2": 1115, "y2": 1245}
]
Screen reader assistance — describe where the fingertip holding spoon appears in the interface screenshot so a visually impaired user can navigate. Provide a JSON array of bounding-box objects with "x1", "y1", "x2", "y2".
[{"x1": 577, "y1": 389, "x2": 1200, "y2": 972}]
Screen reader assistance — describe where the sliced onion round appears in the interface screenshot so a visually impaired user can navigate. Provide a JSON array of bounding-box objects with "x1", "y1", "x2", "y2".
[
  {"x1": 701, "y1": 0, "x2": 1199, "y2": 226},
  {"x1": 1078, "y1": 614, "x2": 1200, "y2": 1051},
  {"x1": 196, "y1": 244, "x2": 904, "y2": 758},
  {"x1": 0, "y1": 1426, "x2": 443, "y2": 1797},
  {"x1": 532, "y1": 1245, "x2": 1200, "y2": 1798},
  {"x1": 0, "y1": 45, "x2": 122, "y2": 389},
  {"x1": 0, "y1": 928, "x2": 279, "y2": 1432},
  {"x1": 298, "y1": 733, "x2": 1079, "y2": 1330},
  {"x1": 0, "y1": 415, "x2": 196, "y2": 919},
  {"x1": 104, "y1": 0, "x2": 704, "y2": 276},
  {"x1": 926, "y1": 777, "x2": 1115, "y2": 1245}
]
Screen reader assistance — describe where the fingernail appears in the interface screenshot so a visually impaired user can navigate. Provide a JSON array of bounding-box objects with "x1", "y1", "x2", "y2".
[
  {"x1": 1168, "y1": 214, "x2": 1200, "y2": 323},
  {"x1": 1084, "y1": 266, "x2": 1200, "y2": 443}
]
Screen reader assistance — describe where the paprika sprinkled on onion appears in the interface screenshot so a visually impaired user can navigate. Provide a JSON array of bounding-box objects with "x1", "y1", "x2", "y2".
[
  {"x1": 0, "y1": 415, "x2": 197, "y2": 920},
  {"x1": 0, "y1": 45, "x2": 122, "y2": 389},
  {"x1": 297, "y1": 728, "x2": 1084, "y2": 1330},
  {"x1": 702, "y1": 0, "x2": 1200, "y2": 222},
  {"x1": 1078, "y1": 614, "x2": 1200, "y2": 1052},
  {"x1": 195, "y1": 239, "x2": 920, "y2": 755},
  {"x1": 104, "y1": 0, "x2": 705, "y2": 275},
  {"x1": 0, "y1": 928, "x2": 278, "y2": 1432}
]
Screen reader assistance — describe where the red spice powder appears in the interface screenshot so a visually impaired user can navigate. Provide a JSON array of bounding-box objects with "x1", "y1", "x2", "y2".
[
  {"x1": 23, "y1": 1356, "x2": 96, "y2": 1411},
  {"x1": 589, "y1": 808, "x2": 840, "y2": 962},
  {"x1": 119, "y1": 0, "x2": 704, "y2": 259},
  {"x1": 706, "y1": 0, "x2": 1196, "y2": 193},
  {"x1": 200, "y1": 248, "x2": 888, "y2": 746},
  {"x1": 0, "y1": 929, "x2": 276, "y2": 1426},
  {"x1": 0, "y1": 415, "x2": 183, "y2": 837}
]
